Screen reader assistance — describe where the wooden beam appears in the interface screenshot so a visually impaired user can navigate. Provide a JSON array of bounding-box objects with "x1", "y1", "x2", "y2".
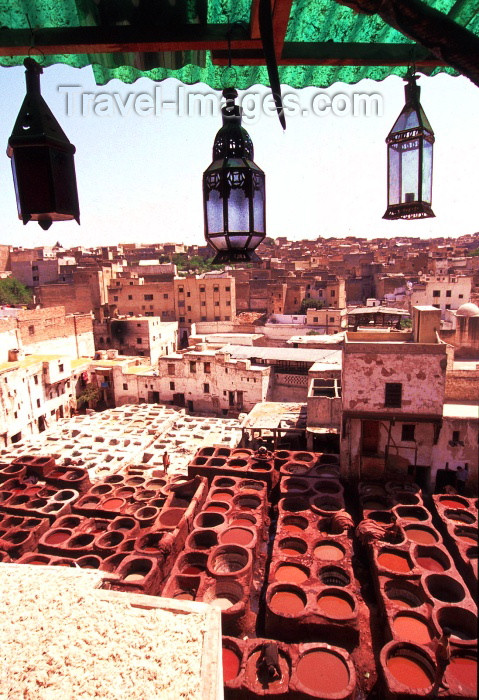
[
  {"x1": 0, "y1": 25, "x2": 261, "y2": 57},
  {"x1": 333, "y1": 0, "x2": 479, "y2": 87},
  {"x1": 212, "y1": 42, "x2": 447, "y2": 66}
]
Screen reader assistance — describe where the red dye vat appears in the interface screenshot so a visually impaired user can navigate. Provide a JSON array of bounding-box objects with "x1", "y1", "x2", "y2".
[
  {"x1": 317, "y1": 594, "x2": 353, "y2": 618},
  {"x1": 297, "y1": 650, "x2": 349, "y2": 695},
  {"x1": 274, "y1": 564, "x2": 308, "y2": 584},
  {"x1": 405, "y1": 528, "x2": 436, "y2": 544},
  {"x1": 270, "y1": 591, "x2": 305, "y2": 615},
  {"x1": 174, "y1": 592, "x2": 195, "y2": 600},
  {"x1": 205, "y1": 504, "x2": 228, "y2": 514},
  {"x1": 212, "y1": 491, "x2": 234, "y2": 502},
  {"x1": 415, "y1": 556, "x2": 445, "y2": 573},
  {"x1": 378, "y1": 552, "x2": 411, "y2": 573},
  {"x1": 448, "y1": 657, "x2": 477, "y2": 691},
  {"x1": 221, "y1": 528, "x2": 254, "y2": 546},
  {"x1": 102, "y1": 498, "x2": 123, "y2": 510},
  {"x1": 182, "y1": 565, "x2": 204, "y2": 575},
  {"x1": 222, "y1": 647, "x2": 240, "y2": 682},
  {"x1": 387, "y1": 656, "x2": 432, "y2": 689},
  {"x1": 457, "y1": 534, "x2": 477, "y2": 545},
  {"x1": 440, "y1": 498, "x2": 467, "y2": 509},
  {"x1": 282, "y1": 524, "x2": 304, "y2": 535},
  {"x1": 314, "y1": 543, "x2": 343, "y2": 561},
  {"x1": 280, "y1": 547, "x2": 302, "y2": 557},
  {"x1": 392, "y1": 616, "x2": 432, "y2": 644},
  {"x1": 45, "y1": 531, "x2": 70, "y2": 545},
  {"x1": 230, "y1": 518, "x2": 254, "y2": 528}
]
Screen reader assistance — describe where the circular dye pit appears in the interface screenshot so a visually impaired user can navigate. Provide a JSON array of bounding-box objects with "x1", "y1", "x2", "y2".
[
  {"x1": 174, "y1": 591, "x2": 195, "y2": 600},
  {"x1": 319, "y1": 566, "x2": 350, "y2": 587},
  {"x1": 404, "y1": 527, "x2": 438, "y2": 545},
  {"x1": 444, "y1": 509, "x2": 476, "y2": 525},
  {"x1": 245, "y1": 648, "x2": 289, "y2": 690},
  {"x1": 439, "y1": 496, "x2": 468, "y2": 509},
  {"x1": 454, "y1": 527, "x2": 478, "y2": 545},
  {"x1": 415, "y1": 555, "x2": 446, "y2": 572},
  {"x1": 447, "y1": 655, "x2": 477, "y2": 692},
  {"x1": 204, "y1": 502, "x2": 230, "y2": 514},
  {"x1": 101, "y1": 498, "x2": 124, "y2": 511},
  {"x1": 425, "y1": 574, "x2": 465, "y2": 603},
  {"x1": 44, "y1": 530, "x2": 70, "y2": 545},
  {"x1": 274, "y1": 563, "x2": 309, "y2": 584},
  {"x1": 313, "y1": 542, "x2": 344, "y2": 561},
  {"x1": 296, "y1": 650, "x2": 350, "y2": 695},
  {"x1": 436, "y1": 607, "x2": 478, "y2": 641},
  {"x1": 392, "y1": 614, "x2": 432, "y2": 644},
  {"x1": 387, "y1": 653, "x2": 433, "y2": 689},
  {"x1": 206, "y1": 582, "x2": 243, "y2": 611},
  {"x1": 269, "y1": 589, "x2": 305, "y2": 615},
  {"x1": 211, "y1": 490, "x2": 234, "y2": 502},
  {"x1": 209, "y1": 545, "x2": 249, "y2": 575},
  {"x1": 220, "y1": 527, "x2": 254, "y2": 547},
  {"x1": 395, "y1": 506, "x2": 429, "y2": 522},
  {"x1": 317, "y1": 590, "x2": 354, "y2": 618},
  {"x1": 385, "y1": 584, "x2": 422, "y2": 609},
  {"x1": 222, "y1": 646, "x2": 241, "y2": 682},
  {"x1": 278, "y1": 537, "x2": 307, "y2": 557},
  {"x1": 377, "y1": 551, "x2": 411, "y2": 574},
  {"x1": 282, "y1": 462, "x2": 309, "y2": 475},
  {"x1": 282, "y1": 522, "x2": 308, "y2": 535},
  {"x1": 230, "y1": 516, "x2": 257, "y2": 528}
]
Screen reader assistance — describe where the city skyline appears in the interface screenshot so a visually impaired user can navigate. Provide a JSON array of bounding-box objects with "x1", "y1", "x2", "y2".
[{"x1": 0, "y1": 63, "x2": 477, "y2": 250}]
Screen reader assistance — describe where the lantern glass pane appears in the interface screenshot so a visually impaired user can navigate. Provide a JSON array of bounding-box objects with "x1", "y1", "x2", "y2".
[
  {"x1": 421, "y1": 139, "x2": 433, "y2": 204},
  {"x1": 250, "y1": 235, "x2": 264, "y2": 250},
  {"x1": 228, "y1": 187, "x2": 250, "y2": 232},
  {"x1": 211, "y1": 235, "x2": 228, "y2": 249},
  {"x1": 400, "y1": 139, "x2": 419, "y2": 204},
  {"x1": 206, "y1": 188, "x2": 224, "y2": 234},
  {"x1": 229, "y1": 235, "x2": 250, "y2": 249},
  {"x1": 388, "y1": 143, "x2": 401, "y2": 206},
  {"x1": 392, "y1": 107, "x2": 420, "y2": 134},
  {"x1": 253, "y1": 184, "x2": 265, "y2": 233}
]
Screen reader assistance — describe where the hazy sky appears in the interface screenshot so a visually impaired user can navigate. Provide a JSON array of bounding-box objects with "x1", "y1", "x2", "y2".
[{"x1": 0, "y1": 63, "x2": 477, "y2": 249}]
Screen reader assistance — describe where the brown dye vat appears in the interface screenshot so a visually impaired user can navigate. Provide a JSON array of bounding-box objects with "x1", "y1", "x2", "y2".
[
  {"x1": 69, "y1": 534, "x2": 95, "y2": 548},
  {"x1": 314, "y1": 542, "x2": 344, "y2": 561},
  {"x1": 222, "y1": 646, "x2": 241, "y2": 682},
  {"x1": 447, "y1": 655, "x2": 477, "y2": 691},
  {"x1": 316, "y1": 590, "x2": 354, "y2": 618},
  {"x1": 90, "y1": 484, "x2": 113, "y2": 496},
  {"x1": 45, "y1": 530, "x2": 71, "y2": 545},
  {"x1": 387, "y1": 654, "x2": 433, "y2": 689},
  {"x1": 279, "y1": 537, "x2": 307, "y2": 557},
  {"x1": 270, "y1": 590, "x2": 305, "y2": 615},
  {"x1": 454, "y1": 527, "x2": 478, "y2": 545},
  {"x1": 385, "y1": 583, "x2": 422, "y2": 609},
  {"x1": 220, "y1": 527, "x2": 254, "y2": 546},
  {"x1": 234, "y1": 495, "x2": 261, "y2": 511},
  {"x1": 283, "y1": 462, "x2": 309, "y2": 475},
  {"x1": 439, "y1": 496, "x2": 468, "y2": 509},
  {"x1": 77, "y1": 556, "x2": 101, "y2": 569},
  {"x1": 425, "y1": 574, "x2": 465, "y2": 603},
  {"x1": 283, "y1": 478, "x2": 309, "y2": 493},
  {"x1": 157, "y1": 508, "x2": 183, "y2": 527},
  {"x1": 195, "y1": 512, "x2": 225, "y2": 529},
  {"x1": 436, "y1": 607, "x2": 478, "y2": 641},
  {"x1": 215, "y1": 478, "x2": 236, "y2": 488},
  {"x1": 294, "y1": 452, "x2": 314, "y2": 463},
  {"x1": 296, "y1": 650, "x2": 349, "y2": 695},
  {"x1": 404, "y1": 527, "x2": 438, "y2": 544},
  {"x1": 281, "y1": 497, "x2": 309, "y2": 513},
  {"x1": 187, "y1": 530, "x2": 217, "y2": 550},
  {"x1": 392, "y1": 614, "x2": 432, "y2": 644},
  {"x1": 274, "y1": 563, "x2": 309, "y2": 584},
  {"x1": 395, "y1": 506, "x2": 428, "y2": 522},
  {"x1": 377, "y1": 551, "x2": 411, "y2": 573},
  {"x1": 444, "y1": 509, "x2": 475, "y2": 524}
]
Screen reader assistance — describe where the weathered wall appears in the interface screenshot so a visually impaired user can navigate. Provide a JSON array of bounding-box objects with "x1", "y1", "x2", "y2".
[
  {"x1": 445, "y1": 370, "x2": 479, "y2": 401},
  {"x1": 342, "y1": 343, "x2": 446, "y2": 416}
]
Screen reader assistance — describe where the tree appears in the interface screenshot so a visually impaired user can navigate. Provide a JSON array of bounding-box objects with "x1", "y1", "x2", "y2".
[
  {"x1": 0, "y1": 277, "x2": 33, "y2": 306},
  {"x1": 300, "y1": 298, "x2": 325, "y2": 314},
  {"x1": 76, "y1": 383, "x2": 100, "y2": 408}
]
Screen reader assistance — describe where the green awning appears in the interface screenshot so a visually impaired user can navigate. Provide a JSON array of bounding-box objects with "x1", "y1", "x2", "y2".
[{"x1": 0, "y1": 1, "x2": 477, "y2": 88}]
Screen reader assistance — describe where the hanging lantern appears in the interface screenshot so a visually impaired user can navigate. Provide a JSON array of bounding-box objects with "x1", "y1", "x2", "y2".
[
  {"x1": 7, "y1": 58, "x2": 80, "y2": 231},
  {"x1": 383, "y1": 73, "x2": 435, "y2": 220},
  {"x1": 203, "y1": 88, "x2": 265, "y2": 264}
]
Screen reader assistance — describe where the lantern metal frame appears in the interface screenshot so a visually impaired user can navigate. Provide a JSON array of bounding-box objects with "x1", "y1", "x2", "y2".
[
  {"x1": 7, "y1": 57, "x2": 80, "y2": 231},
  {"x1": 203, "y1": 87, "x2": 265, "y2": 264},
  {"x1": 383, "y1": 72, "x2": 435, "y2": 221}
]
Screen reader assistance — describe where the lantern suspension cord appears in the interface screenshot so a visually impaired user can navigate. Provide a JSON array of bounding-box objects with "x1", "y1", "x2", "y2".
[{"x1": 25, "y1": 13, "x2": 45, "y2": 63}]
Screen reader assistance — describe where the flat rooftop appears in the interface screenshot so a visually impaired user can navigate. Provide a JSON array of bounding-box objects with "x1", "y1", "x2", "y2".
[
  {"x1": 443, "y1": 402, "x2": 479, "y2": 420},
  {"x1": 241, "y1": 402, "x2": 307, "y2": 430},
  {"x1": 221, "y1": 345, "x2": 343, "y2": 365}
]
